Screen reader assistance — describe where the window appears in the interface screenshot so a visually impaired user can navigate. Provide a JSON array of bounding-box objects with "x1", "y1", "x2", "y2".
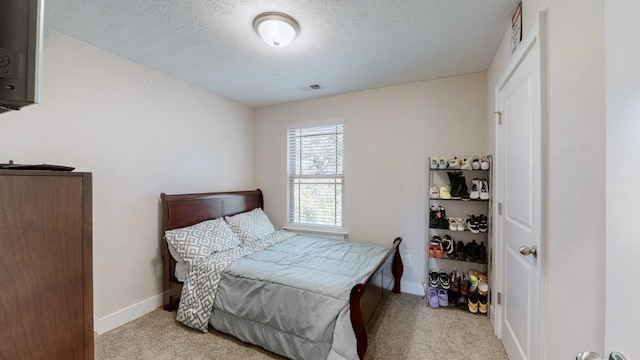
[{"x1": 287, "y1": 123, "x2": 344, "y2": 229}]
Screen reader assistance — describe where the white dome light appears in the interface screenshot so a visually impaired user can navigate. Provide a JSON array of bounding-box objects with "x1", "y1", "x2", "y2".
[{"x1": 253, "y1": 12, "x2": 300, "y2": 48}]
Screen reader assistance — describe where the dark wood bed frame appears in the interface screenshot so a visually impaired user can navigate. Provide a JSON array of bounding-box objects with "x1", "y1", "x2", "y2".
[{"x1": 160, "y1": 189, "x2": 403, "y2": 359}]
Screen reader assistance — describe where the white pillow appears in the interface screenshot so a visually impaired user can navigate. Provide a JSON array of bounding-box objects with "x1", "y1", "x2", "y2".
[
  {"x1": 225, "y1": 208, "x2": 276, "y2": 244},
  {"x1": 174, "y1": 261, "x2": 188, "y2": 282},
  {"x1": 164, "y1": 218, "x2": 242, "y2": 265},
  {"x1": 167, "y1": 241, "x2": 184, "y2": 264}
]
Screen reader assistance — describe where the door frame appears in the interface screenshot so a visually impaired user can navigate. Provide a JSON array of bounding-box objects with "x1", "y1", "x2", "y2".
[{"x1": 492, "y1": 11, "x2": 548, "y2": 358}]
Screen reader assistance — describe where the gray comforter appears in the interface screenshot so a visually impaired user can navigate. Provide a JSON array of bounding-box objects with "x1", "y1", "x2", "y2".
[{"x1": 178, "y1": 232, "x2": 389, "y2": 360}]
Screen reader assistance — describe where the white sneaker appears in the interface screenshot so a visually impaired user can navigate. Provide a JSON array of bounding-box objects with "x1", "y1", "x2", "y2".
[
  {"x1": 461, "y1": 158, "x2": 473, "y2": 170},
  {"x1": 470, "y1": 178, "x2": 480, "y2": 200},
  {"x1": 456, "y1": 218, "x2": 466, "y2": 231},
  {"x1": 480, "y1": 156, "x2": 490, "y2": 170},
  {"x1": 438, "y1": 158, "x2": 448, "y2": 169},
  {"x1": 471, "y1": 156, "x2": 480, "y2": 170},
  {"x1": 449, "y1": 217, "x2": 458, "y2": 231},
  {"x1": 448, "y1": 156, "x2": 462, "y2": 169},
  {"x1": 430, "y1": 157, "x2": 439, "y2": 170},
  {"x1": 429, "y1": 185, "x2": 440, "y2": 199},
  {"x1": 439, "y1": 184, "x2": 451, "y2": 199},
  {"x1": 480, "y1": 179, "x2": 490, "y2": 200}
]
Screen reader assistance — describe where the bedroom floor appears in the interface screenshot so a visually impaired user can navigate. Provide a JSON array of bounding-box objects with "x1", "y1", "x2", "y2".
[{"x1": 95, "y1": 293, "x2": 508, "y2": 359}]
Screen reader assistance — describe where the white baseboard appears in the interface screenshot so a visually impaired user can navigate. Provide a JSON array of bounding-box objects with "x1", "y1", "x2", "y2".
[{"x1": 94, "y1": 293, "x2": 163, "y2": 335}]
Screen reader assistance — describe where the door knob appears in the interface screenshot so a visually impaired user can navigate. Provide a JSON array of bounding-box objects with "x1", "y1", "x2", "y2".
[
  {"x1": 576, "y1": 351, "x2": 628, "y2": 360},
  {"x1": 519, "y1": 245, "x2": 538, "y2": 258},
  {"x1": 609, "y1": 352, "x2": 628, "y2": 360},
  {"x1": 577, "y1": 351, "x2": 603, "y2": 360}
]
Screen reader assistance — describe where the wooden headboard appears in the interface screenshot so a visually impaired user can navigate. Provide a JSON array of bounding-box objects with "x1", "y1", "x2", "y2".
[{"x1": 160, "y1": 189, "x2": 263, "y2": 310}]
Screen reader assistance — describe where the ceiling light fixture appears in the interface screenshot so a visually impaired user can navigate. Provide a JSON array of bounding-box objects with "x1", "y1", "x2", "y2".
[{"x1": 253, "y1": 12, "x2": 300, "y2": 48}]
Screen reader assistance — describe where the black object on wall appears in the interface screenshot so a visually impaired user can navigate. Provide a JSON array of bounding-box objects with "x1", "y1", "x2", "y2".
[{"x1": 0, "y1": 0, "x2": 43, "y2": 114}]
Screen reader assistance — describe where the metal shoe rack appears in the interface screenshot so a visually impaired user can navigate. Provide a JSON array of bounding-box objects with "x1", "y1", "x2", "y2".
[{"x1": 424, "y1": 155, "x2": 492, "y2": 314}]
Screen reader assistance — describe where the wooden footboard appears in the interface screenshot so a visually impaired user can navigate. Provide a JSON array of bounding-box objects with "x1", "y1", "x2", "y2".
[{"x1": 350, "y1": 237, "x2": 403, "y2": 360}]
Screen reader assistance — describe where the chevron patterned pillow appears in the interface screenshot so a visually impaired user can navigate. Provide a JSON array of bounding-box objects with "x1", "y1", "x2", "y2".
[
  {"x1": 165, "y1": 218, "x2": 242, "y2": 265},
  {"x1": 225, "y1": 207, "x2": 276, "y2": 244}
]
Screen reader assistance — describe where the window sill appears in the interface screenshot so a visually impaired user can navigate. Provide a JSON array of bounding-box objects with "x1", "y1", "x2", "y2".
[{"x1": 283, "y1": 224, "x2": 348, "y2": 240}]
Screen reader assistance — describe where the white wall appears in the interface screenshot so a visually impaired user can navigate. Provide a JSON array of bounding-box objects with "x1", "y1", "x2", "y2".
[
  {"x1": 255, "y1": 74, "x2": 488, "y2": 295},
  {"x1": 605, "y1": 1, "x2": 640, "y2": 358},
  {"x1": 0, "y1": 31, "x2": 255, "y2": 333},
  {"x1": 424, "y1": 73, "x2": 488, "y2": 156},
  {"x1": 487, "y1": 1, "x2": 606, "y2": 358}
]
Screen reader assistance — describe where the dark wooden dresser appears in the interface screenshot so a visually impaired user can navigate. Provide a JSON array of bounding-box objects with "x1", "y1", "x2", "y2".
[{"x1": 0, "y1": 170, "x2": 93, "y2": 359}]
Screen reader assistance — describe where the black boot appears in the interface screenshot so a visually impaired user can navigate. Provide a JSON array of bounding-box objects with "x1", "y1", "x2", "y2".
[
  {"x1": 447, "y1": 172, "x2": 461, "y2": 199},
  {"x1": 438, "y1": 206, "x2": 449, "y2": 229},
  {"x1": 476, "y1": 242, "x2": 487, "y2": 264},
  {"x1": 466, "y1": 240, "x2": 478, "y2": 262},
  {"x1": 459, "y1": 174, "x2": 470, "y2": 200},
  {"x1": 429, "y1": 206, "x2": 439, "y2": 228}
]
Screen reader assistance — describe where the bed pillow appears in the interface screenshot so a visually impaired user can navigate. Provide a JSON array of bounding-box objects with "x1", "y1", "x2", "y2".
[
  {"x1": 164, "y1": 218, "x2": 242, "y2": 265},
  {"x1": 225, "y1": 207, "x2": 276, "y2": 243},
  {"x1": 166, "y1": 241, "x2": 185, "y2": 264}
]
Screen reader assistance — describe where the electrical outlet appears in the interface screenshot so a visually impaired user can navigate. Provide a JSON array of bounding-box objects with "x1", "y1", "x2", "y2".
[{"x1": 156, "y1": 264, "x2": 163, "y2": 278}]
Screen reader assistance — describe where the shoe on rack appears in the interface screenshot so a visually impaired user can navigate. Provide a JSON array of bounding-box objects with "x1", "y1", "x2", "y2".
[
  {"x1": 448, "y1": 156, "x2": 462, "y2": 169},
  {"x1": 430, "y1": 235, "x2": 442, "y2": 256},
  {"x1": 460, "y1": 272, "x2": 470, "y2": 296},
  {"x1": 466, "y1": 240, "x2": 479, "y2": 262},
  {"x1": 476, "y1": 241, "x2": 487, "y2": 264},
  {"x1": 467, "y1": 270, "x2": 479, "y2": 293},
  {"x1": 456, "y1": 241, "x2": 466, "y2": 261},
  {"x1": 429, "y1": 205, "x2": 439, "y2": 228},
  {"x1": 480, "y1": 179, "x2": 490, "y2": 200},
  {"x1": 448, "y1": 217, "x2": 458, "y2": 231},
  {"x1": 471, "y1": 156, "x2": 481, "y2": 170},
  {"x1": 461, "y1": 158, "x2": 473, "y2": 170},
  {"x1": 439, "y1": 184, "x2": 451, "y2": 200},
  {"x1": 438, "y1": 158, "x2": 448, "y2": 169},
  {"x1": 430, "y1": 157, "x2": 439, "y2": 170},
  {"x1": 456, "y1": 217, "x2": 466, "y2": 231},
  {"x1": 442, "y1": 235, "x2": 456, "y2": 258},
  {"x1": 457, "y1": 295, "x2": 468, "y2": 310},
  {"x1": 478, "y1": 214, "x2": 488, "y2": 232},
  {"x1": 470, "y1": 178, "x2": 480, "y2": 200},
  {"x1": 429, "y1": 184, "x2": 440, "y2": 199},
  {"x1": 435, "y1": 243, "x2": 445, "y2": 259},
  {"x1": 438, "y1": 206, "x2": 449, "y2": 229},
  {"x1": 459, "y1": 175, "x2": 470, "y2": 200},
  {"x1": 447, "y1": 172, "x2": 461, "y2": 199},
  {"x1": 430, "y1": 235, "x2": 442, "y2": 245},
  {"x1": 480, "y1": 156, "x2": 490, "y2": 170},
  {"x1": 468, "y1": 294, "x2": 479, "y2": 313},
  {"x1": 439, "y1": 271, "x2": 450, "y2": 289},
  {"x1": 437, "y1": 288, "x2": 449, "y2": 307},
  {"x1": 477, "y1": 277, "x2": 489, "y2": 296},
  {"x1": 429, "y1": 269, "x2": 440, "y2": 288},
  {"x1": 466, "y1": 215, "x2": 480, "y2": 233},
  {"x1": 428, "y1": 288, "x2": 439, "y2": 308},
  {"x1": 450, "y1": 269, "x2": 461, "y2": 292},
  {"x1": 478, "y1": 294, "x2": 488, "y2": 314}
]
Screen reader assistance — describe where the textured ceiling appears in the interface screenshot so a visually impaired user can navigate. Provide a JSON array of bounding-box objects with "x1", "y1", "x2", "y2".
[{"x1": 45, "y1": 0, "x2": 520, "y2": 108}]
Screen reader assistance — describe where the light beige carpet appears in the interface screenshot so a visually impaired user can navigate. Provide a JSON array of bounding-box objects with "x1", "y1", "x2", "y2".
[{"x1": 96, "y1": 293, "x2": 508, "y2": 360}]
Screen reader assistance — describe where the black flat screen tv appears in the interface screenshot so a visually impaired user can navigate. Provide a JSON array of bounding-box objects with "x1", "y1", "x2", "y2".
[{"x1": 0, "y1": 0, "x2": 43, "y2": 114}]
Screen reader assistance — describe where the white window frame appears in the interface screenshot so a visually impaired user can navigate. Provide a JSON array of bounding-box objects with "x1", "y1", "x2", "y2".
[{"x1": 285, "y1": 122, "x2": 346, "y2": 237}]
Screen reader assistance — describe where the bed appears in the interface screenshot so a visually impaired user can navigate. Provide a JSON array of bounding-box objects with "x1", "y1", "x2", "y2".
[{"x1": 160, "y1": 189, "x2": 403, "y2": 359}]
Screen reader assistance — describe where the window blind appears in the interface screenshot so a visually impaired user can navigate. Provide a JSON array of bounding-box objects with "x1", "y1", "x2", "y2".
[{"x1": 287, "y1": 124, "x2": 344, "y2": 228}]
